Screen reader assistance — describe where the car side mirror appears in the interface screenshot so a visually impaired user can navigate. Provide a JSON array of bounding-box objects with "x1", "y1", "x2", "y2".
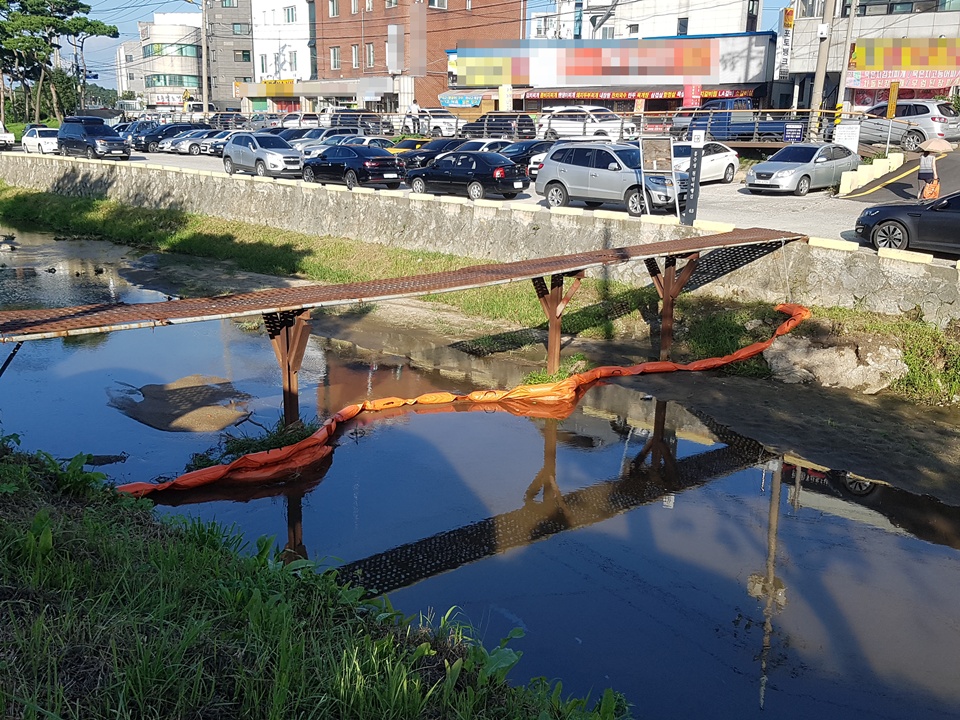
[
  {"x1": 934, "y1": 199, "x2": 950, "y2": 210},
  {"x1": 815, "y1": 156, "x2": 827, "y2": 163},
  {"x1": 608, "y1": 162, "x2": 621, "y2": 171}
]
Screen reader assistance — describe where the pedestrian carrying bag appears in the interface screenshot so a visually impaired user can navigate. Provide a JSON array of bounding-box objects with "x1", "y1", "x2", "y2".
[{"x1": 921, "y1": 178, "x2": 941, "y2": 200}]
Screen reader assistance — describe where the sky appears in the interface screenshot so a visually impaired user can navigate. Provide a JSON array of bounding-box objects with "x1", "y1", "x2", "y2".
[{"x1": 82, "y1": 0, "x2": 793, "y2": 90}]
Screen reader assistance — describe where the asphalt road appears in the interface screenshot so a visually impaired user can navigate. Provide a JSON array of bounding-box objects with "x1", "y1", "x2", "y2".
[
  {"x1": 12, "y1": 147, "x2": 867, "y2": 242},
  {"x1": 845, "y1": 149, "x2": 960, "y2": 205}
]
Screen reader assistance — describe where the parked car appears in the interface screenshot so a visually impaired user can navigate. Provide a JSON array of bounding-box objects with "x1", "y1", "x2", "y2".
[
  {"x1": 330, "y1": 110, "x2": 395, "y2": 136},
  {"x1": 406, "y1": 151, "x2": 529, "y2": 200},
  {"x1": 112, "y1": 122, "x2": 131, "y2": 136},
  {"x1": 245, "y1": 113, "x2": 282, "y2": 130},
  {"x1": 396, "y1": 138, "x2": 467, "y2": 169},
  {"x1": 526, "y1": 136, "x2": 618, "y2": 180},
  {"x1": 175, "y1": 129, "x2": 222, "y2": 155},
  {"x1": 400, "y1": 107, "x2": 461, "y2": 136},
  {"x1": 855, "y1": 190, "x2": 960, "y2": 253},
  {"x1": 388, "y1": 138, "x2": 431, "y2": 154},
  {"x1": 0, "y1": 123, "x2": 15, "y2": 150},
  {"x1": 301, "y1": 145, "x2": 405, "y2": 189},
  {"x1": 120, "y1": 119, "x2": 158, "y2": 141},
  {"x1": 287, "y1": 127, "x2": 360, "y2": 150},
  {"x1": 258, "y1": 127, "x2": 287, "y2": 136},
  {"x1": 222, "y1": 132, "x2": 302, "y2": 177},
  {"x1": 298, "y1": 135, "x2": 362, "y2": 158},
  {"x1": 688, "y1": 98, "x2": 807, "y2": 142},
  {"x1": 461, "y1": 112, "x2": 536, "y2": 139},
  {"x1": 535, "y1": 141, "x2": 688, "y2": 216},
  {"x1": 281, "y1": 112, "x2": 321, "y2": 128},
  {"x1": 276, "y1": 128, "x2": 315, "y2": 143},
  {"x1": 21, "y1": 127, "x2": 60, "y2": 154},
  {"x1": 341, "y1": 135, "x2": 395, "y2": 149},
  {"x1": 672, "y1": 141, "x2": 739, "y2": 183},
  {"x1": 745, "y1": 143, "x2": 859, "y2": 196},
  {"x1": 536, "y1": 105, "x2": 637, "y2": 140},
  {"x1": 845, "y1": 99, "x2": 960, "y2": 153},
  {"x1": 134, "y1": 122, "x2": 208, "y2": 152},
  {"x1": 200, "y1": 130, "x2": 240, "y2": 156},
  {"x1": 57, "y1": 116, "x2": 130, "y2": 159},
  {"x1": 209, "y1": 112, "x2": 246, "y2": 129},
  {"x1": 441, "y1": 138, "x2": 512, "y2": 155},
  {"x1": 156, "y1": 130, "x2": 195, "y2": 153},
  {"x1": 498, "y1": 139, "x2": 556, "y2": 174}
]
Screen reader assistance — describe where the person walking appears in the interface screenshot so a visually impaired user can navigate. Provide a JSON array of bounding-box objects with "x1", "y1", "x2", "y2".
[
  {"x1": 918, "y1": 150, "x2": 938, "y2": 200},
  {"x1": 408, "y1": 98, "x2": 421, "y2": 135}
]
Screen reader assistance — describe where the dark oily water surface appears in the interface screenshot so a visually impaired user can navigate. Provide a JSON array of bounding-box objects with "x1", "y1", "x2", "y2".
[{"x1": 2, "y1": 226, "x2": 960, "y2": 719}]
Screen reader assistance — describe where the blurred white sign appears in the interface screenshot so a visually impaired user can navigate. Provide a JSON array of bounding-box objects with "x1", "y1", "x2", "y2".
[
  {"x1": 834, "y1": 123, "x2": 861, "y2": 154},
  {"x1": 691, "y1": 129, "x2": 706, "y2": 146}
]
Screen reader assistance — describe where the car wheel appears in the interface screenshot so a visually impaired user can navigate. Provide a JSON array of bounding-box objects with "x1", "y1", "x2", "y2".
[
  {"x1": 467, "y1": 181, "x2": 485, "y2": 200},
  {"x1": 38, "y1": 145, "x2": 46, "y2": 155},
  {"x1": 431, "y1": 127, "x2": 442, "y2": 138},
  {"x1": 344, "y1": 170, "x2": 358, "y2": 190},
  {"x1": 585, "y1": 201, "x2": 603, "y2": 208},
  {"x1": 871, "y1": 220, "x2": 909, "y2": 250},
  {"x1": 303, "y1": 166, "x2": 316, "y2": 183},
  {"x1": 411, "y1": 177, "x2": 427, "y2": 194},
  {"x1": 385, "y1": 182, "x2": 401, "y2": 190},
  {"x1": 546, "y1": 130, "x2": 559, "y2": 141},
  {"x1": 502, "y1": 192, "x2": 518, "y2": 199},
  {"x1": 722, "y1": 164, "x2": 736, "y2": 184},
  {"x1": 86, "y1": 146, "x2": 95, "y2": 159},
  {"x1": 189, "y1": 144, "x2": 200, "y2": 155},
  {"x1": 625, "y1": 188, "x2": 648, "y2": 217},
  {"x1": 794, "y1": 175, "x2": 811, "y2": 197},
  {"x1": 255, "y1": 161, "x2": 267, "y2": 177},
  {"x1": 23, "y1": 143, "x2": 30, "y2": 153},
  {"x1": 900, "y1": 130, "x2": 924, "y2": 153},
  {"x1": 223, "y1": 157, "x2": 234, "y2": 175},
  {"x1": 147, "y1": 141, "x2": 159, "y2": 153},
  {"x1": 545, "y1": 182, "x2": 568, "y2": 208}
]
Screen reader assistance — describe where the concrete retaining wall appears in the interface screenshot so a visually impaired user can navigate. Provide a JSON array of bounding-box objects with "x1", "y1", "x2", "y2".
[{"x1": 2, "y1": 154, "x2": 959, "y2": 326}]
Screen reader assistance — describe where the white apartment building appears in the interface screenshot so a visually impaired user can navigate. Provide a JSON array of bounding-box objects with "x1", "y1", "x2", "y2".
[
  {"x1": 115, "y1": 41, "x2": 146, "y2": 99},
  {"x1": 136, "y1": 13, "x2": 203, "y2": 110},
  {"x1": 533, "y1": 0, "x2": 761, "y2": 40},
  {"x1": 251, "y1": 0, "x2": 311, "y2": 83},
  {"x1": 788, "y1": 0, "x2": 960, "y2": 109}
]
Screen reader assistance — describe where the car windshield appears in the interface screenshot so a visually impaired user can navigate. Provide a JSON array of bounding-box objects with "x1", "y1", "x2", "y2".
[
  {"x1": 672, "y1": 145, "x2": 692, "y2": 158},
  {"x1": 769, "y1": 146, "x2": 817, "y2": 163},
  {"x1": 500, "y1": 142, "x2": 529, "y2": 154},
  {"x1": 38, "y1": 129, "x2": 58, "y2": 138},
  {"x1": 613, "y1": 148, "x2": 643, "y2": 169},
  {"x1": 256, "y1": 136, "x2": 292, "y2": 149},
  {"x1": 86, "y1": 125, "x2": 118, "y2": 138},
  {"x1": 212, "y1": 130, "x2": 231, "y2": 139},
  {"x1": 421, "y1": 139, "x2": 453, "y2": 150},
  {"x1": 591, "y1": 109, "x2": 620, "y2": 120},
  {"x1": 395, "y1": 139, "x2": 422, "y2": 149}
]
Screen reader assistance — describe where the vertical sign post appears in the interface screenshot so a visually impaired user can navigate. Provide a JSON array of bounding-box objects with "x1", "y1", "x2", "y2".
[{"x1": 681, "y1": 131, "x2": 704, "y2": 226}]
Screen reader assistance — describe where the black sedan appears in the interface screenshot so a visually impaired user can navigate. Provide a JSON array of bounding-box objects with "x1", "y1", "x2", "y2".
[
  {"x1": 396, "y1": 138, "x2": 466, "y2": 169},
  {"x1": 855, "y1": 191, "x2": 960, "y2": 253},
  {"x1": 406, "y1": 151, "x2": 529, "y2": 200},
  {"x1": 301, "y1": 145, "x2": 405, "y2": 190},
  {"x1": 498, "y1": 139, "x2": 556, "y2": 174}
]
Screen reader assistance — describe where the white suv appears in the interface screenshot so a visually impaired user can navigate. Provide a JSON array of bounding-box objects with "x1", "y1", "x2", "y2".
[
  {"x1": 401, "y1": 108, "x2": 462, "y2": 137},
  {"x1": 537, "y1": 105, "x2": 637, "y2": 141}
]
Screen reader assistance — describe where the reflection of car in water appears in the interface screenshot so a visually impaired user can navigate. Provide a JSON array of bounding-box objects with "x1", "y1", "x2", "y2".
[{"x1": 784, "y1": 463, "x2": 960, "y2": 550}]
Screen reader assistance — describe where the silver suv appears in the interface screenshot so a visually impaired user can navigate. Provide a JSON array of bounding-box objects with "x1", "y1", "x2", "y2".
[
  {"x1": 848, "y1": 99, "x2": 960, "y2": 152},
  {"x1": 536, "y1": 105, "x2": 638, "y2": 140},
  {"x1": 222, "y1": 132, "x2": 302, "y2": 177},
  {"x1": 534, "y1": 141, "x2": 687, "y2": 216}
]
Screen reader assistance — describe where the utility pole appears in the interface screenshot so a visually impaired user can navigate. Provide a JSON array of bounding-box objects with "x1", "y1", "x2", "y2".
[
  {"x1": 833, "y1": 0, "x2": 858, "y2": 123},
  {"x1": 200, "y1": 0, "x2": 209, "y2": 119},
  {"x1": 808, "y1": 0, "x2": 837, "y2": 139}
]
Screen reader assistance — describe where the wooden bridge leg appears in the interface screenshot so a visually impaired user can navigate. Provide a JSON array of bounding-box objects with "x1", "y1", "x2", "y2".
[
  {"x1": 264, "y1": 310, "x2": 311, "y2": 428},
  {"x1": 645, "y1": 255, "x2": 700, "y2": 362},
  {"x1": 532, "y1": 272, "x2": 583, "y2": 375}
]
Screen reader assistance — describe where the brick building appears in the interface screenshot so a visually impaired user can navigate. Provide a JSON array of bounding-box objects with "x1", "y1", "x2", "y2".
[{"x1": 238, "y1": 0, "x2": 520, "y2": 113}]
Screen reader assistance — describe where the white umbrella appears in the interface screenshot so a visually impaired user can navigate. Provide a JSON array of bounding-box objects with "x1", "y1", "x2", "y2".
[{"x1": 918, "y1": 137, "x2": 954, "y2": 153}]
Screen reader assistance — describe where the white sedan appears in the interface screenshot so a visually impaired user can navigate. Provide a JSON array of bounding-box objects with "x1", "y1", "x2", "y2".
[
  {"x1": 22, "y1": 127, "x2": 59, "y2": 154},
  {"x1": 672, "y1": 141, "x2": 739, "y2": 184}
]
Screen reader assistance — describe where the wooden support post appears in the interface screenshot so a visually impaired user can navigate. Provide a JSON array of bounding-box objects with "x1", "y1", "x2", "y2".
[
  {"x1": 644, "y1": 254, "x2": 699, "y2": 362},
  {"x1": 532, "y1": 273, "x2": 583, "y2": 375},
  {"x1": 264, "y1": 310, "x2": 311, "y2": 428}
]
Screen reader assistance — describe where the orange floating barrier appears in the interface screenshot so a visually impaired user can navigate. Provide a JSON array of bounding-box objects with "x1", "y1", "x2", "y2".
[{"x1": 116, "y1": 303, "x2": 810, "y2": 498}]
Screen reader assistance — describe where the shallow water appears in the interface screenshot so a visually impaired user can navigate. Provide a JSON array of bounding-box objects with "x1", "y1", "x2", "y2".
[{"x1": 4, "y1": 225, "x2": 960, "y2": 719}]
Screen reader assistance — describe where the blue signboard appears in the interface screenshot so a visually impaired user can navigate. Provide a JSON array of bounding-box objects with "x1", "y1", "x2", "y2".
[{"x1": 784, "y1": 123, "x2": 803, "y2": 143}]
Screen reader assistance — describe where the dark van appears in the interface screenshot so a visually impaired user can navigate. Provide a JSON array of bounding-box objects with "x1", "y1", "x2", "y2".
[{"x1": 57, "y1": 116, "x2": 130, "y2": 159}]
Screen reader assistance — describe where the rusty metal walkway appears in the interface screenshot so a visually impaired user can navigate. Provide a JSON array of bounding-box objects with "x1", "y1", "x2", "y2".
[{"x1": 0, "y1": 227, "x2": 804, "y2": 423}]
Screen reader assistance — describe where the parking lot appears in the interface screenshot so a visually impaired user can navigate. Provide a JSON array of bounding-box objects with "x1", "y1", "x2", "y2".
[{"x1": 11, "y1": 147, "x2": 869, "y2": 243}]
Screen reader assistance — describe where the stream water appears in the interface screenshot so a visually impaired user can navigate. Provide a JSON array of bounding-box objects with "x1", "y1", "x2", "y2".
[{"x1": 3, "y1": 225, "x2": 960, "y2": 719}]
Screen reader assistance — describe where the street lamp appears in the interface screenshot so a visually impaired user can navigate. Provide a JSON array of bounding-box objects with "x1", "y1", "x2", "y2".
[{"x1": 185, "y1": 0, "x2": 209, "y2": 120}]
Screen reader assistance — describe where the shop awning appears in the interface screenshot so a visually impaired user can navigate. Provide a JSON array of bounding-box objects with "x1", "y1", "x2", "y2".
[{"x1": 522, "y1": 84, "x2": 764, "y2": 102}]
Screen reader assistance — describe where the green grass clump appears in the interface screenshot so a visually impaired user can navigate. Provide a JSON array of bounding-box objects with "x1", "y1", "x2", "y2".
[
  {"x1": 523, "y1": 353, "x2": 594, "y2": 385},
  {"x1": 0, "y1": 432, "x2": 630, "y2": 719},
  {"x1": 186, "y1": 417, "x2": 322, "y2": 471}
]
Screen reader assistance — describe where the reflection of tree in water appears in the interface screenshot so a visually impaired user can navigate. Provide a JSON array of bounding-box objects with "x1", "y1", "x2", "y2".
[{"x1": 62, "y1": 332, "x2": 110, "y2": 349}]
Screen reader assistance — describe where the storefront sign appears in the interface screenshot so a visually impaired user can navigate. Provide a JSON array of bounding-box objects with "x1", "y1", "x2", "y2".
[
  {"x1": 440, "y1": 93, "x2": 484, "y2": 107},
  {"x1": 886, "y1": 82, "x2": 899, "y2": 117},
  {"x1": 833, "y1": 124, "x2": 861, "y2": 154},
  {"x1": 264, "y1": 79, "x2": 294, "y2": 97},
  {"x1": 684, "y1": 84, "x2": 702, "y2": 107},
  {"x1": 523, "y1": 87, "x2": 756, "y2": 101},
  {"x1": 774, "y1": 7, "x2": 794, "y2": 81}
]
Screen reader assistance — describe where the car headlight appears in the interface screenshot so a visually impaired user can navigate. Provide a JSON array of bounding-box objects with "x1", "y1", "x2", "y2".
[
  {"x1": 773, "y1": 169, "x2": 796, "y2": 179},
  {"x1": 648, "y1": 176, "x2": 673, "y2": 187},
  {"x1": 861, "y1": 209, "x2": 880, "y2": 218}
]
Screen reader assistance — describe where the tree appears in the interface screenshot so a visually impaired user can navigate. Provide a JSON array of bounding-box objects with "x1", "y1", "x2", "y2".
[
  {"x1": 84, "y1": 82, "x2": 116, "y2": 108},
  {"x1": 64, "y1": 17, "x2": 118, "y2": 111}
]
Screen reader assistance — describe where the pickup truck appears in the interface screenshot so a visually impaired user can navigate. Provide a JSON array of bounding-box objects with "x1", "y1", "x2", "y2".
[
  {"x1": 0, "y1": 123, "x2": 15, "y2": 150},
  {"x1": 687, "y1": 99, "x2": 808, "y2": 142}
]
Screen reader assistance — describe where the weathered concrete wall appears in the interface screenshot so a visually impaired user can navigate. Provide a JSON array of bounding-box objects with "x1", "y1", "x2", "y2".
[{"x1": 2, "y1": 154, "x2": 959, "y2": 325}]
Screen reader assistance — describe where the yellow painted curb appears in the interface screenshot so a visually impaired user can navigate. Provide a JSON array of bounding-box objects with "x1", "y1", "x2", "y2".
[
  {"x1": 809, "y1": 237, "x2": 859, "y2": 252},
  {"x1": 878, "y1": 247, "x2": 933, "y2": 264},
  {"x1": 377, "y1": 189, "x2": 407, "y2": 197},
  {"x1": 351, "y1": 186, "x2": 376, "y2": 194},
  {"x1": 407, "y1": 192, "x2": 434, "y2": 200},
  {"x1": 437, "y1": 195, "x2": 468, "y2": 205},
  {"x1": 274, "y1": 178, "x2": 299, "y2": 187},
  {"x1": 692, "y1": 219, "x2": 735, "y2": 233},
  {"x1": 641, "y1": 214, "x2": 680, "y2": 226},
  {"x1": 472, "y1": 198, "x2": 502, "y2": 208}
]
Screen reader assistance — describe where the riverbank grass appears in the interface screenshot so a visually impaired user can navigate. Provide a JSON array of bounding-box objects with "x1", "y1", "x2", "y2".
[{"x1": 0, "y1": 434, "x2": 628, "y2": 719}]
